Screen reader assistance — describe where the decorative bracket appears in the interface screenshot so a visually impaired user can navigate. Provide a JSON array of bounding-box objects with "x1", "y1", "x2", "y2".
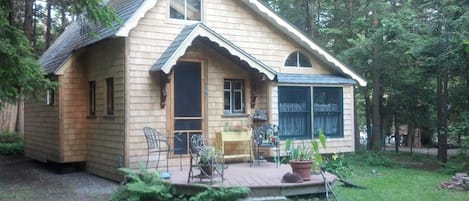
[
  {"x1": 251, "y1": 80, "x2": 257, "y2": 108},
  {"x1": 160, "y1": 72, "x2": 171, "y2": 109}
]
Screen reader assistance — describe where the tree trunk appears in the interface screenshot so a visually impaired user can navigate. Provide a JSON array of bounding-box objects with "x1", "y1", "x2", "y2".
[
  {"x1": 365, "y1": 87, "x2": 372, "y2": 150},
  {"x1": 16, "y1": 93, "x2": 24, "y2": 137},
  {"x1": 354, "y1": 88, "x2": 360, "y2": 150},
  {"x1": 371, "y1": 73, "x2": 382, "y2": 151},
  {"x1": 23, "y1": 0, "x2": 34, "y2": 43},
  {"x1": 0, "y1": 103, "x2": 18, "y2": 132},
  {"x1": 437, "y1": 70, "x2": 448, "y2": 162},
  {"x1": 370, "y1": 7, "x2": 382, "y2": 151},
  {"x1": 8, "y1": 0, "x2": 15, "y2": 25},
  {"x1": 32, "y1": 1, "x2": 37, "y2": 48},
  {"x1": 45, "y1": 0, "x2": 52, "y2": 48},
  {"x1": 304, "y1": 0, "x2": 313, "y2": 38},
  {"x1": 409, "y1": 123, "x2": 414, "y2": 154},
  {"x1": 394, "y1": 114, "x2": 399, "y2": 152}
]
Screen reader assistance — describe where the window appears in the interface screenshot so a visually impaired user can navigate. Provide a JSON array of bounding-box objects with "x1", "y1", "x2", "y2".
[
  {"x1": 278, "y1": 86, "x2": 344, "y2": 139},
  {"x1": 224, "y1": 79, "x2": 244, "y2": 114},
  {"x1": 106, "y1": 78, "x2": 114, "y2": 115},
  {"x1": 89, "y1": 81, "x2": 96, "y2": 115},
  {"x1": 46, "y1": 89, "x2": 54, "y2": 106},
  {"x1": 278, "y1": 86, "x2": 311, "y2": 139},
  {"x1": 285, "y1": 51, "x2": 313, "y2": 67},
  {"x1": 313, "y1": 87, "x2": 343, "y2": 137},
  {"x1": 170, "y1": 0, "x2": 201, "y2": 21}
]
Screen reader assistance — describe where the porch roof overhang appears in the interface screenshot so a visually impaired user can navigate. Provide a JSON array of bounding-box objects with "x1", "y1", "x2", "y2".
[
  {"x1": 150, "y1": 23, "x2": 277, "y2": 80},
  {"x1": 277, "y1": 73, "x2": 357, "y2": 85}
]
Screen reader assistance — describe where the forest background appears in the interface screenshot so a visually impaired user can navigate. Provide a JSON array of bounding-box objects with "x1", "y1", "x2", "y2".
[{"x1": 0, "y1": 0, "x2": 468, "y2": 163}]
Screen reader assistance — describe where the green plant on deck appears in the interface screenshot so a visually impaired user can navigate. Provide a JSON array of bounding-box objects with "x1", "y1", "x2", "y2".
[
  {"x1": 198, "y1": 146, "x2": 219, "y2": 166},
  {"x1": 284, "y1": 128, "x2": 327, "y2": 166},
  {"x1": 0, "y1": 132, "x2": 24, "y2": 155},
  {"x1": 111, "y1": 163, "x2": 173, "y2": 201},
  {"x1": 325, "y1": 153, "x2": 354, "y2": 179},
  {"x1": 189, "y1": 186, "x2": 250, "y2": 201}
]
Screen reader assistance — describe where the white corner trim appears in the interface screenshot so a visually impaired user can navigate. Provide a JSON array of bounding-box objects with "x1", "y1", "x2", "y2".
[
  {"x1": 246, "y1": 0, "x2": 367, "y2": 86},
  {"x1": 115, "y1": 0, "x2": 159, "y2": 37}
]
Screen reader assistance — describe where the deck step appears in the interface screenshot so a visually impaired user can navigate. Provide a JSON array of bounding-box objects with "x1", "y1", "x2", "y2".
[{"x1": 243, "y1": 196, "x2": 288, "y2": 201}]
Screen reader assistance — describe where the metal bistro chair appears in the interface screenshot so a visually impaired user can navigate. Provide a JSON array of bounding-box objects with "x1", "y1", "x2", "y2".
[
  {"x1": 187, "y1": 134, "x2": 224, "y2": 184},
  {"x1": 252, "y1": 124, "x2": 281, "y2": 167},
  {"x1": 143, "y1": 127, "x2": 172, "y2": 174}
]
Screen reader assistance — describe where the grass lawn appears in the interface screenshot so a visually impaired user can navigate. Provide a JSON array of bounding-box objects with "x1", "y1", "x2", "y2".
[
  {"x1": 292, "y1": 151, "x2": 469, "y2": 201},
  {"x1": 334, "y1": 165, "x2": 469, "y2": 201}
]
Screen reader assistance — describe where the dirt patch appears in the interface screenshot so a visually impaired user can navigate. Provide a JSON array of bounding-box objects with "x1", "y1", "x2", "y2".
[{"x1": 0, "y1": 155, "x2": 119, "y2": 201}]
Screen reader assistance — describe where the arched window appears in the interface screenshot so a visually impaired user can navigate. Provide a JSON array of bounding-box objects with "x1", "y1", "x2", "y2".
[{"x1": 284, "y1": 51, "x2": 313, "y2": 68}]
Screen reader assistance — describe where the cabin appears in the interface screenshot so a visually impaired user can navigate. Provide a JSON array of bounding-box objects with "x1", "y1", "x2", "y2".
[{"x1": 24, "y1": 0, "x2": 366, "y2": 181}]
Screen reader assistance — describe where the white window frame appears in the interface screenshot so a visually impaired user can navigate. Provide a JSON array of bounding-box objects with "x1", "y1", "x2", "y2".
[
  {"x1": 284, "y1": 51, "x2": 313, "y2": 68},
  {"x1": 224, "y1": 79, "x2": 244, "y2": 114},
  {"x1": 46, "y1": 89, "x2": 54, "y2": 106},
  {"x1": 169, "y1": 0, "x2": 203, "y2": 21}
]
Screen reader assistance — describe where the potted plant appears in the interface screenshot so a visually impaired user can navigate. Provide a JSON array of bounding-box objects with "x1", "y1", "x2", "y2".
[
  {"x1": 199, "y1": 146, "x2": 218, "y2": 175},
  {"x1": 285, "y1": 129, "x2": 326, "y2": 181}
]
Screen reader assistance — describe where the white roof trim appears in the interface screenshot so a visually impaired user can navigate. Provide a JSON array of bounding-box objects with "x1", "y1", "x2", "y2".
[
  {"x1": 243, "y1": 0, "x2": 367, "y2": 86},
  {"x1": 158, "y1": 24, "x2": 276, "y2": 80},
  {"x1": 115, "y1": 0, "x2": 158, "y2": 37}
]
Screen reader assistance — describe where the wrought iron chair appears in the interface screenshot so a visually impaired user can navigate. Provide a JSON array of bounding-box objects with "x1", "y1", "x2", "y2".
[
  {"x1": 187, "y1": 134, "x2": 224, "y2": 184},
  {"x1": 252, "y1": 124, "x2": 281, "y2": 167},
  {"x1": 143, "y1": 127, "x2": 171, "y2": 173}
]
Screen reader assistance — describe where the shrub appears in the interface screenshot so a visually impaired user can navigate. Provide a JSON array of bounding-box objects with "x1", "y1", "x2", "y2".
[
  {"x1": 189, "y1": 186, "x2": 250, "y2": 201},
  {"x1": 111, "y1": 164, "x2": 173, "y2": 201},
  {"x1": 0, "y1": 132, "x2": 24, "y2": 155},
  {"x1": 349, "y1": 151, "x2": 395, "y2": 168},
  {"x1": 0, "y1": 132, "x2": 21, "y2": 143},
  {"x1": 111, "y1": 163, "x2": 250, "y2": 201},
  {"x1": 440, "y1": 154, "x2": 469, "y2": 174},
  {"x1": 325, "y1": 153, "x2": 354, "y2": 179}
]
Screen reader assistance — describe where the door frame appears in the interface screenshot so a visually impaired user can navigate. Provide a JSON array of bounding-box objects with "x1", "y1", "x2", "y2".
[{"x1": 169, "y1": 59, "x2": 206, "y2": 155}]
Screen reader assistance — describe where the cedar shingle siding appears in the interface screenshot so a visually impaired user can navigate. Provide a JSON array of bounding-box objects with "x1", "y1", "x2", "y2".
[{"x1": 25, "y1": 0, "x2": 364, "y2": 181}]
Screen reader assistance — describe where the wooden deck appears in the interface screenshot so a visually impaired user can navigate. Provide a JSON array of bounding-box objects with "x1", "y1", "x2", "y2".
[{"x1": 160, "y1": 161, "x2": 337, "y2": 198}]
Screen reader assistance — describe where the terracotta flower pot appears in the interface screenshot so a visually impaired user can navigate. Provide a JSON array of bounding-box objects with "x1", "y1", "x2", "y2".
[
  {"x1": 201, "y1": 165, "x2": 214, "y2": 175},
  {"x1": 289, "y1": 160, "x2": 312, "y2": 181}
]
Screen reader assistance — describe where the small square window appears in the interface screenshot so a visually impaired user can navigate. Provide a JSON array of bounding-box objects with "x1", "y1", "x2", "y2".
[
  {"x1": 106, "y1": 78, "x2": 114, "y2": 115},
  {"x1": 170, "y1": 0, "x2": 201, "y2": 21},
  {"x1": 224, "y1": 79, "x2": 244, "y2": 114},
  {"x1": 46, "y1": 89, "x2": 54, "y2": 106}
]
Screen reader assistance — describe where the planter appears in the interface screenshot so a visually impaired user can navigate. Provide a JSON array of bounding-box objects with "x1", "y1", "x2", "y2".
[
  {"x1": 289, "y1": 160, "x2": 312, "y2": 181},
  {"x1": 200, "y1": 165, "x2": 214, "y2": 175}
]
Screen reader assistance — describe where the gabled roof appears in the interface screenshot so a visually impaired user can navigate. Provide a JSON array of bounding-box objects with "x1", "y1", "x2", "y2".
[
  {"x1": 239, "y1": 0, "x2": 366, "y2": 86},
  {"x1": 41, "y1": 0, "x2": 366, "y2": 86},
  {"x1": 40, "y1": 0, "x2": 153, "y2": 74},
  {"x1": 151, "y1": 23, "x2": 276, "y2": 80}
]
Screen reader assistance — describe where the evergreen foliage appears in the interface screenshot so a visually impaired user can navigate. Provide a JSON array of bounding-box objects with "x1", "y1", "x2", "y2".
[
  {"x1": 111, "y1": 164, "x2": 173, "y2": 201},
  {"x1": 0, "y1": 132, "x2": 23, "y2": 155},
  {"x1": 0, "y1": 4, "x2": 57, "y2": 107},
  {"x1": 188, "y1": 186, "x2": 250, "y2": 201},
  {"x1": 262, "y1": 0, "x2": 469, "y2": 159}
]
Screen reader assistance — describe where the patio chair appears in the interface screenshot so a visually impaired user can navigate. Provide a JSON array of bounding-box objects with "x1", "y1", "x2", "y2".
[
  {"x1": 252, "y1": 124, "x2": 281, "y2": 167},
  {"x1": 143, "y1": 127, "x2": 172, "y2": 173},
  {"x1": 187, "y1": 134, "x2": 224, "y2": 184}
]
